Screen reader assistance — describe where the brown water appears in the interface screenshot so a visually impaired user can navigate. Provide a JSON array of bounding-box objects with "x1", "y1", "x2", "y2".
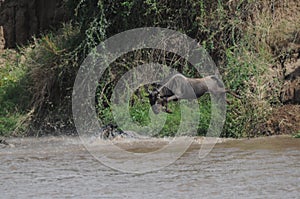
[{"x1": 1, "y1": 136, "x2": 299, "y2": 198}]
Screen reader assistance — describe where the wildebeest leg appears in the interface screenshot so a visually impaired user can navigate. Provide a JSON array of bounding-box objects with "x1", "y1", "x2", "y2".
[
  {"x1": 163, "y1": 95, "x2": 178, "y2": 113},
  {"x1": 161, "y1": 97, "x2": 172, "y2": 113},
  {"x1": 166, "y1": 95, "x2": 178, "y2": 102}
]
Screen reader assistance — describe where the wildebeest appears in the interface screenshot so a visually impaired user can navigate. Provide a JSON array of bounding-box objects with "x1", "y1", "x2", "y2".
[{"x1": 148, "y1": 74, "x2": 240, "y2": 114}]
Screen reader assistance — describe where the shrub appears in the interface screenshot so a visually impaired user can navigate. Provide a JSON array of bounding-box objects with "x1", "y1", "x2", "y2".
[
  {"x1": 3, "y1": 0, "x2": 298, "y2": 137},
  {"x1": 0, "y1": 50, "x2": 30, "y2": 136}
]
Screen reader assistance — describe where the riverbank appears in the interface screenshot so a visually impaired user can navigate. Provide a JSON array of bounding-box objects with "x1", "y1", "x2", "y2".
[
  {"x1": 1, "y1": 134, "x2": 299, "y2": 151},
  {"x1": 0, "y1": 0, "x2": 299, "y2": 138}
]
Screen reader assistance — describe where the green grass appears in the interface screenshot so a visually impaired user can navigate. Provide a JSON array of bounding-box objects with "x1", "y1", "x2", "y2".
[
  {"x1": 97, "y1": 92, "x2": 212, "y2": 137},
  {"x1": 293, "y1": 131, "x2": 300, "y2": 138},
  {"x1": 0, "y1": 51, "x2": 30, "y2": 136},
  {"x1": 1, "y1": 0, "x2": 297, "y2": 137}
]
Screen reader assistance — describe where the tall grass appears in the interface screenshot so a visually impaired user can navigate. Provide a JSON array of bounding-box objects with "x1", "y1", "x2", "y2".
[
  {"x1": 2, "y1": 0, "x2": 298, "y2": 137},
  {"x1": 18, "y1": 24, "x2": 81, "y2": 135},
  {"x1": 0, "y1": 50, "x2": 30, "y2": 136}
]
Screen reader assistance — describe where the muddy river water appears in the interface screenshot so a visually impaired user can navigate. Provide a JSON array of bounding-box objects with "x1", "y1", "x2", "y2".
[{"x1": 1, "y1": 136, "x2": 299, "y2": 198}]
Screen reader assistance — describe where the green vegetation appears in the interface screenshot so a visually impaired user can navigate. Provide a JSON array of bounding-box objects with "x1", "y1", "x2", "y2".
[
  {"x1": 1, "y1": 0, "x2": 299, "y2": 137},
  {"x1": 293, "y1": 131, "x2": 300, "y2": 138},
  {"x1": 126, "y1": 96, "x2": 211, "y2": 137},
  {"x1": 0, "y1": 50, "x2": 30, "y2": 135}
]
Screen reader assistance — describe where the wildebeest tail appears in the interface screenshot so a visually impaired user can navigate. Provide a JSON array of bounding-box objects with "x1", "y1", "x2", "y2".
[
  {"x1": 210, "y1": 75, "x2": 224, "y2": 88},
  {"x1": 210, "y1": 75, "x2": 241, "y2": 99}
]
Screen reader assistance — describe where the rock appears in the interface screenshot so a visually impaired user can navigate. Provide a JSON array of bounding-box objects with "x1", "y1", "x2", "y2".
[
  {"x1": 280, "y1": 52, "x2": 300, "y2": 104},
  {"x1": 95, "y1": 124, "x2": 127, "y2": 140},
  {"x1": 0, "y1": 139, "x2": 9, "y2": 145},
  {"x1": 281, "y1": 78, "x2": 300, "y2": 104},
  {"x1": 0, "y1": 0, "x2": 68, "y2": 48},
  {"x1": 0, "y1": 139, "x2": 11, "y2": 148},
  {"x1": 94, "y1": 124, "x2": 142, "y2": 140}
]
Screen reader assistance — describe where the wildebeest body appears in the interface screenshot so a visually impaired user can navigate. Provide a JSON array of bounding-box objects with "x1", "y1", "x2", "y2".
[
  {"x1": 149, "y1": 74, "x2": 226, "y2": 114},
  {"x1": 159, "y1": 74, "x2": 224, "y2": 99}
]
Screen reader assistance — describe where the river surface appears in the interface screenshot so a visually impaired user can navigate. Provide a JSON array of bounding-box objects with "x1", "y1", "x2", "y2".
[{"x1": 1, "y1": 136, "x2": 299, "y2": 198}]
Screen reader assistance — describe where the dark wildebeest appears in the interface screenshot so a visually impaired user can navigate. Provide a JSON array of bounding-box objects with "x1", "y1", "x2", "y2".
[{"x1": 148, "y1": 74, "x2": 240, "y2": 114}]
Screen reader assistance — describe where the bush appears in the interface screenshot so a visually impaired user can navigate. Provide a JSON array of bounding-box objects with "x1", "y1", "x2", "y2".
[
  {"x1": 19, "y1": 24, "x2": 81, "y2": 135},
  {"x1": 294, "y1": 131, "x2": 300, "y2": 138},
  {"x1": 3, "y1": 0, "x2": 298, "y2": 137},
  {"x1": 0, "y1": 50, "x2": 30, "y2": 136}
]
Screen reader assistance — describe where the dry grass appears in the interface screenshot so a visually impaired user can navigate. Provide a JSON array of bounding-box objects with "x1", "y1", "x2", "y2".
[
  {"x1": 244, "y1": 0, "x2": 300, "y2": 55},
  {"x1": 2, "y1": 0, "x2": 299, "y2": 137},
  {"x1": 261, "y1": 104, "x2": 300, "y2": 135}
]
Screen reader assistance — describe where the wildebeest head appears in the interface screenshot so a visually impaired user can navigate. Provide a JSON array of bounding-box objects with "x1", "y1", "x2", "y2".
[{"x1": 148, "y1": 89, "x2": 161, "y2": 114}]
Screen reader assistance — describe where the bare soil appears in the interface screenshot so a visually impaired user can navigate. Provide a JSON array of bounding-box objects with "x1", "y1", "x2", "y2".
[{"x1": 261, "y1": 104, "x2": 300, "y2": 135}]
